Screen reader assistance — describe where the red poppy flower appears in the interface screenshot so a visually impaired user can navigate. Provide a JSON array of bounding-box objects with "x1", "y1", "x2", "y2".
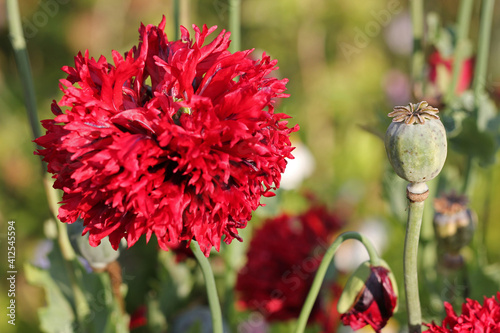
[
  {"x1": 129, "y1": 305, "x2": 148, "y2": 330},
  {"x1": 235, "y1": 205, "x2": 343, "y2": 327},
  {"x1": 339, "y1": 264, "x2": 397, "y2": 333},
  {"x1": 35, "y1": 17, "x2": 298, "y2": 256},
  {"x1": 428, "y1": 51, "x2": 474, "y2": 95},
  {"x1": 424, "y1": 293, "x2": 500, "y2": 332}
]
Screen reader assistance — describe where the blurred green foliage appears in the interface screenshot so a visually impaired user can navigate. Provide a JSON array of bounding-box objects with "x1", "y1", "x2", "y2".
[{"x1": 1, "y1": 0, "x2": 500, "y2": 332}]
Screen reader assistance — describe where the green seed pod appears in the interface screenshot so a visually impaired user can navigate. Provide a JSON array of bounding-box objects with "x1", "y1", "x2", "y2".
[{"x1": 385, "y1": 101, "x2": 447, "y2": 183}]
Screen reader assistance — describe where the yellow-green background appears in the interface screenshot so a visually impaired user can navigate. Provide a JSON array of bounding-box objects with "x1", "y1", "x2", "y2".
[{"x1": 1, "y1": 0, "x2": 500, "y2": 332}]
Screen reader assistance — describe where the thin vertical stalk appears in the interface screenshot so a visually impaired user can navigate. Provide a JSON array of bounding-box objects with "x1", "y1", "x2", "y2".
[
  {"x1": 478, "y1": 167, "x2": 494, "y2": 266},
  {"x1": 7, "y1": 0, "x2": 90, "y2": 324},
  {"x1": 6, "y1": 0, "x2": 41, "y2": 143},
  {"x1": 6, "y1": 0, "x2": 79, "y2": 262},
  {"x1": 472, "y1": 0, "x2": 495, "y2": 107},
  {"x1": 229, "y1": 0, "x2": 241, "y2": 53},
  {"x1": 461, "y1": 155, "x2": 475, "y2": 195},
  {"x1": 410, "y1": 0, "x2": 425, "y2": 96},
  {"x1": 173, "y1": 0, "x2": 180, "y2": 40},
  {"x1": 464, "y1": 0, "x2": 495, "y2": 197},
  {"x1": 190, "y1": 241, "x2": 224, "y2": 333},
  {"x1": 444, "y1": 0, "x2": 474, "y2": 104},
  {"x1": 404, "y1": 200, "x2": 424, "y2": 333},
  {"x1": 293, "y1": 232, "x2": 381, "y2": 333}
]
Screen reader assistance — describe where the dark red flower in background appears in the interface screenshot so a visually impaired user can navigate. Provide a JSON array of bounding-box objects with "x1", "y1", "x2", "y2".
[
  {"x1": 339, "y1": 264, "x2": 397, "y2": 333},
  {"x1": 424, "y1": 293, "x2": 500, "y2": 332},
  {"x1": 129, "y1": 305, "x2": 148, "y2": 330},
  {"x1": 235, "y1": 205, "x2": 343, "y2": 329},
  {"x1": 35, "y1": 17, "x2": 298, "y2": 256}
]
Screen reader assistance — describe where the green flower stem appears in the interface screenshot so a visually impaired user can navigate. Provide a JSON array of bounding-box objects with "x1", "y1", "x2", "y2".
[
  {"x1": 6, "y1": 0, "x2": 42, "y2": 145},
  {"x1": 461, "y1": 0, "x2": 494, "y2": 198},
  {"x1": 229, "y1": 0, "x2": 241, "y2": 53},
  {"x1": 405, "y1": 182, "x2": 428, "y2": 333},
  {"x1": 410, "y1": 0, "x2": 425, "y2": 95},
  {"x1": 293, "y1": 231, "x2": 381, "y2": 333},
  {"x1": 7, "y1": 0, "x2": 90, "y2": 324},
  {"x1": 190, "y1": 241, "x2": 224, "y2": 333},
  {"x1": 473, "y1": 0, "x2": 495, "y2": 107},
  {"x1": 461, "y1": 155, "x2": 476, "y2": 195},
  {"x1": 6, "y1": 0, "x2": 79, "y2": 262},
  {"x1": 173, "y1": 0, "x2": 180, "y2": 40},
  {"x1": 444, "y1": 0, "x2": 474, "y2": 104}
]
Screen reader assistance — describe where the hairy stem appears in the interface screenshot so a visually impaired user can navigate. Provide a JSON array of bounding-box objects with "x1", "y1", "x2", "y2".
[
  {"x1": 294, "y1": 232, "x2": 381, "y2": 333},
  {"x1": 190, "y1": 241, "x2": 224, "y2": 333},
  {"x1": 405, "y1": 182, "x2": 428, "y2": 333}
]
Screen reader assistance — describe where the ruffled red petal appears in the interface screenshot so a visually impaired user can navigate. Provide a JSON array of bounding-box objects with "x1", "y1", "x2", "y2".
[{"x1": 35, "y1": 17, "x2": 298, "y2": 256}]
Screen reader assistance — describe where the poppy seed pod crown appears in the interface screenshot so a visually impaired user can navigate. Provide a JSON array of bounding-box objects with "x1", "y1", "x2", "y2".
[{"x1": 385, "y1": 101, "x2": 447, "y2": 184}]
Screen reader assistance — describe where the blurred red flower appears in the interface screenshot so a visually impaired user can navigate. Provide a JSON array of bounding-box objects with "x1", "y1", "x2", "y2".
[
  {"x1": 424, "y1": 293, "x2": 500, "y2": 332},
  {"x1": 428, "y1": 51, "x2": 474, "y2": 95},
  {"x1": 129, "y1": 305, "x2": 148, "y2": 330},
  {"x1": 235, "y1": 205, "x2": 343, "y2": 330},
  {"x1": 35, "y1": 17, "x2": 298, "y2": 256},
  {"x1": 340, "y1": 265, "x2": 397, "y2": 333}
]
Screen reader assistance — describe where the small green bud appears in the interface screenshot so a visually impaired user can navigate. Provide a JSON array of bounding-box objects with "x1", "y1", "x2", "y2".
[
  {"x1": 67, "y1": 219, "x2": 123, "y2": 269},
  {"x1": 385, "y1": 101, "x2": 447, "y2": 183}
]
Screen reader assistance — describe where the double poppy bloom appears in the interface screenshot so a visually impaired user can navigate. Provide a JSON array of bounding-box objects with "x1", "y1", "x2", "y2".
[
  {"x1": 35, "y1": 17, "x2": 298, "y2": 256},
  {"x1": 425, "y1": 293, "x2": 500, "y2": 332},
  {"x1": 236, "y1": 205, "x2": 343, "y2": 329}
]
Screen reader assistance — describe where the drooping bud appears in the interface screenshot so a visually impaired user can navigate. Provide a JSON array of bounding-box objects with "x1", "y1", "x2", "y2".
[
  {"x1": 67, "y1": 219, "x2": 123, "y2": 269},
  {"x1": 385, "y1": 101, "x2": 447, "y2": 184},
  {"x1": 338, "y1": 260, "x2": 398, "y2": 333},
  {"x1": 433, "y1": 192, "x2": 475, "y2": 255}
]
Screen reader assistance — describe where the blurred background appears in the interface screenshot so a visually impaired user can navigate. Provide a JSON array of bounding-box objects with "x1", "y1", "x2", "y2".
[{"x1": 1, "y1": 0, "x2": 500, "y2": 332}]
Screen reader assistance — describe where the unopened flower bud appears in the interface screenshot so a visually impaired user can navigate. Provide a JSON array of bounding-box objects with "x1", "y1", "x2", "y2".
[
  {"x1": 385, "y1": 101, "x2": 447, "y2": 183},
  {"x1": 67, "y1": 219, "x2": 123, "y2": 269},
  {"x1": 338, "y1": 260, "x2": 398, "y2": 332},
  {"x1": 433, "y1": 192, "x2": 475, "y2": 254}
]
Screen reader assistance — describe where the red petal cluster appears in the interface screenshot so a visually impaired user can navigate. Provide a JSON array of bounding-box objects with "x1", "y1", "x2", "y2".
[
  {"x1": 340, "y1": 266, "x2": 397, "y2": 333},
  {"x1": 129, "y1": 305, "x2": 148, "y2": 330},
  {"x1": 424, "y1": 293, "x2": 500, "y2": 332},
  {"x1": 35, "y1": 17, "x2": 298, "y2": 256},
  {"x1": 428, "y1": 51, "x2": 474, "y2": 94},
  {"x1": 235, "y1": 205, "x2": 343, "y2": 327}
]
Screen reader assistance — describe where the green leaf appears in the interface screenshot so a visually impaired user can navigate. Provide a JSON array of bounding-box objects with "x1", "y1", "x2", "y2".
[
  {"x1": 77, "y1": 269, "x2": 129, "y2": 333},
  {"x1": 449, "y1": 117, "x2": 498, "y2": 166},
  {"x1": 146, "y1": 298, "x2": 168, "y2": 333},
  {"x1": 468, "y1": 263, "x2": 500, "y2": 301},
  {"x1": 27, "y1": 241, "x2": 129, "y2": 333},
  {"x1": 444, "y1": 91, "x2": 500, "y2": 165},
  {"x1": 25, "y1": 263, "x2": 76, "y2": 333}
]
